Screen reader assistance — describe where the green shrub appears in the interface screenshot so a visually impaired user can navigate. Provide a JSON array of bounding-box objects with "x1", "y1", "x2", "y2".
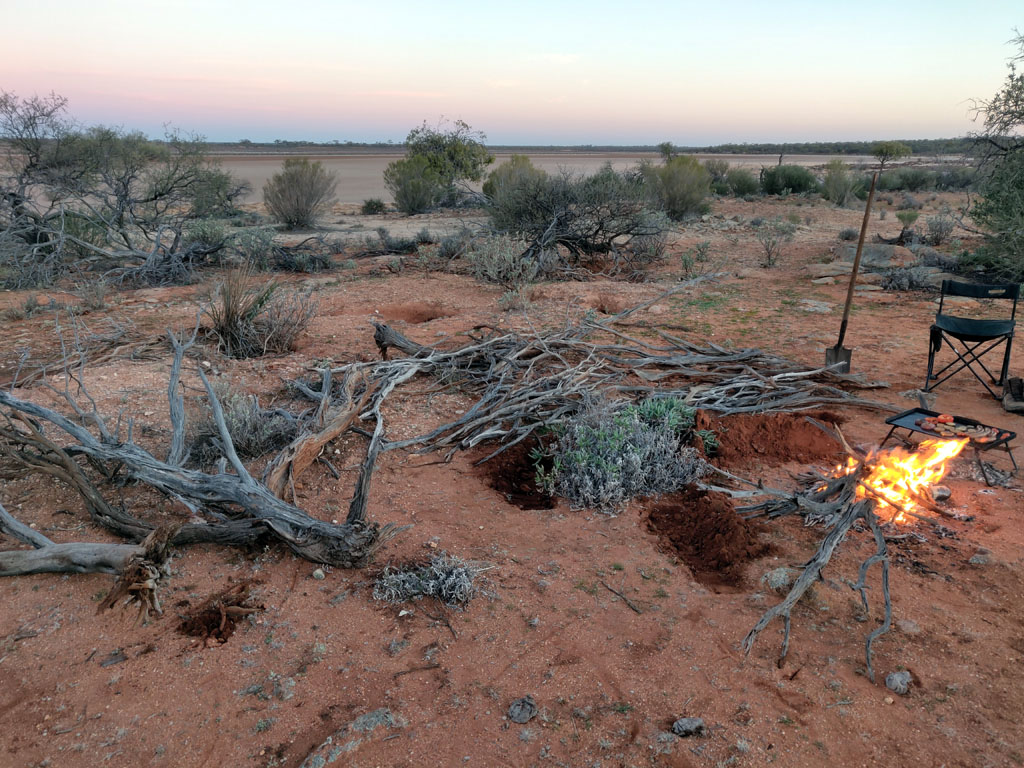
[
  {"x1": 838, "y1": 227, "x2": 858, "y2": 241},
  {"x1": 537, "y1": 399, "x2": 707, "y2": 513},
  {"x1": 927, "y1": 212, "x2": 955, "y2": 245},
  {"x1": 702, "y1": 158, "x2": 730, "y2": 184},
  {"x1": 970, "y1": 149, "x2": 1024, "y2": 280},
  {"x1": 262, "y1": 158, "x2": 337, "y2": 229},
  {"x1": 383, "y1": 155, "x2": 444, "y2": 214},
  {"x1": 896, "y1": 210, "x2": 919, "y2": 230},
  {"x1": 402, "y1": 119, "x2": 493, "y2": 205},
  {"x1": 935, "y1": 166, "x2": 975, "y2": 190},
  {"x1": 726, "y1": 168, "x2": 759, "y2": 196},
  {"x1": 190, "y1": 167, "x2": 250, "y2": 219},
  {"x1": 822, "y1": 159, "x2": 860, "y2": 206},
  {"x1": 183, "y1": 218, "x2": 229, "y2": 252},
  {"x1": 231, "y1": 227, "x2": 276, "y2": 269},
  {"x1": 361, "y1": 198, "x2": 386, "y2": 215},
  {"x1": 467, "y1": 233, "x2": 535, "y2": 291},
  {"x1": 642, "y1": 156, "x2": 710, "y2": 220},
  {"x1": 483, "y1": 154, "x2": 546, "y2": 199},
  {"x1": 761, "y1": 165, "x2": 818, "y2": 195}
]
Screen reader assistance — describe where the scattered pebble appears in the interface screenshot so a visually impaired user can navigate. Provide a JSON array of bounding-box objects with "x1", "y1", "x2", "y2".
[
  {"x1": 312, "y1": 568, "x2": 326, "y2": 580},
  {"x1": 671, "y1": 717, "x2": 705, "y2": 737},
  {"x1": 508, "y1": 696, "x2": 537, "y2": 724},
  {"x1": 886, "y1": 670, "x2": 912, "y2": 696}
]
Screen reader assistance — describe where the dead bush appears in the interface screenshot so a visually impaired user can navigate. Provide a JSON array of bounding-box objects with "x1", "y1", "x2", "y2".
[
  {"x1": 187, "y1": 384, "x2": 299, "y2": 466},
  {"x1": 373, "y1": 553, "x2": 486, "y2": 607}
]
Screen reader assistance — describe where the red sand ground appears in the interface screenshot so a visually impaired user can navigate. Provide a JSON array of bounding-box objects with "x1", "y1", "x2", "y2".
[{"x1": 1, "y1": 192, "x2": 1022, "y2": 768}]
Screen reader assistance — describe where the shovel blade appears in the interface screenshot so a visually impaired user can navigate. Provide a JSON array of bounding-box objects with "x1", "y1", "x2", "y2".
[{"x1": 825, "y1": 346, "x2": 851, "y2": 373}]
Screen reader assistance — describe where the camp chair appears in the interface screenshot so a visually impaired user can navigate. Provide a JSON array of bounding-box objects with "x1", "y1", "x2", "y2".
[{"x1": 924, "y1": 279, "x2": 1019, "y2": 398}]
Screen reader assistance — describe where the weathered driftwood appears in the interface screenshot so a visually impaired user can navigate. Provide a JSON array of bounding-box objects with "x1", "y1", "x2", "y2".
[
  {"x1": 733, "y1": 422, "x2": 898, "y2": 682},
  {"x1": 0, "y1": 330, "x2": 401, "y2": 572}
]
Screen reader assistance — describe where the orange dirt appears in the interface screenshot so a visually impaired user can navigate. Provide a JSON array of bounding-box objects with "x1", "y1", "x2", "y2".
[{"x1": 1, "y1": 190, "x2": 1023, "y2": 768}]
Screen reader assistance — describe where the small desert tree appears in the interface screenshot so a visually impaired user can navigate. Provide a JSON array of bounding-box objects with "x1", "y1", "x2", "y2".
[
  {"x1": 968, "y1": 30, "x2": 1024, "y2": 280},
  {"x1": 262, "y1": 158, "x2": 337, "y2": 229},
  {"x1": 872, "y1": 141, "x2": 911, "y2": 173},
  {"x1": 657, "y1": 141, "x2": 677, "y2": 162},
  {"x1": 403, "y1": 118, "x2": 493, "y2": 204}
]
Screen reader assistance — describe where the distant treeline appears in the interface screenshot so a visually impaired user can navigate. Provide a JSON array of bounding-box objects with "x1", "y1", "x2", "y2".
[{"x1": 209, "y1": 137, "x2": 977, "y2": 156}]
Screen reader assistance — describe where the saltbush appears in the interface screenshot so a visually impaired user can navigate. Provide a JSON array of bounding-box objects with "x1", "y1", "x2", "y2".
[
  {"x1": 262, "y1": 158, "x2": 338, "y2": 229},
  {"x1": 761, "y1": 164, "x2": 818, "y2": 195},
  {"x1": 383, "y1": 155, "x2": 444, "y2": 214},
  {"x1": 726, "y1": 168, "x2": 759, "y2": 196},
  {"x1": 642, "y1": 156, "x2": 711, "y2": 220}
]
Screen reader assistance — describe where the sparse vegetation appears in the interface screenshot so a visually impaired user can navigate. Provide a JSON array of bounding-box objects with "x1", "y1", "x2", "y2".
[
  {"x1": 262, "y1": 158, "x2": 338, "y2": 229},
  {"x1": 467, "y1": 233, "x2": 536, "y2": 292},
  {"x1": 754, "y1": 217, "x2": 796, "y2": 267},
  {"x1": 205, "y1": 266, "x2": 318, "y2": 358},
  {"x1": 761, "y1": 165, "x2": 818, "y2": 195},
  {"x1": 642, "y1": 155, "x2": 711, "y2": 220},
  {"x1": 822, "y1": 159, "x2": 860, "y2": 206},
  {"x1": 373, "y1": 553, "x2": 485, "y2": 607},
  {"x1": 537, "y1": 398, "x2": 708, "y2": 513},
  {"x1": 187, "y1": 385, "x2": 299, "y2": 466},
  {"x1": 361, "y1": 197, "x2": 387, "y2": 215}
]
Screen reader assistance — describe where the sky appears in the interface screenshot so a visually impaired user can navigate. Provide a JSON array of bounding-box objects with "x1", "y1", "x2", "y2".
[{"x1": 1, "y1": 0, "x2": 1019, "y2": 145}]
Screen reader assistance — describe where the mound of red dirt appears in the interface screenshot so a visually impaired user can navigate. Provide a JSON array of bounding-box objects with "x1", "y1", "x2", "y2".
[
  {"x1": 377, "y1": 302, "x2": 453, "y2": 324},
  {"x1": 471, "y1": 441, "x2": 555, "y2": 510},
  {"x1": 703, "y1": 409, "x2": 844, "y2": 467},
  {"x1": 645, "y1": 488, "x2": 769, "y2": 586}
]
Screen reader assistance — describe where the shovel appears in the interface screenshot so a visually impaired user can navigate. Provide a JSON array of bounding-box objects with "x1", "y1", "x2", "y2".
[{"x1": 826, "y1": 172, "x2": 878, "y2": 373}]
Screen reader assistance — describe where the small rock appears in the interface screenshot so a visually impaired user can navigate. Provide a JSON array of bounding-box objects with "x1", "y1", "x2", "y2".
[
  {"x1": 762, "y1": 567, "x2": 797, "y2": 594},
  {"x1": 508, "y1": 696, "x2": 537, "y2": 724},
  {"x1": 885, "y1": 670, "x2": 912, "y2": 695},
  {"x1": 312, "y1": 568, "x2": 326, "y2": 580},
  {"x1": 799, "y1": 299, "x2": 834, "y2": 313},
  {"x1": 854, "y1": 283, "x2": 883, "y2": 292},
  {"x1": 896, "y1": 619, "x2": 921, "y2": 635},
  {"x1": 929, "y1": 485, "x2": 951, "y2": 503},
  {"x1": 671, "y1": 717, "x2": 705, "y2": 737},
  {"x1": 968, "y1": 553, "x2": 991, "y2": 566},
  {"x1": 884, "y1": 696, "x2": 895, "y2": 705},
  {"x1": 811, "y1": 277, "x2": 836, "y2": 285}
]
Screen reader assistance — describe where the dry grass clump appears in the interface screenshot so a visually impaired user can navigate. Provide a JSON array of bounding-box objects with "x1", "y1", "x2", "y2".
[
  {"x1": 205, "y1": 266, "x2": 318, "y2": 358},
  {"x1": 373, "y1": 553, "x2": 487, "y2": 607}
]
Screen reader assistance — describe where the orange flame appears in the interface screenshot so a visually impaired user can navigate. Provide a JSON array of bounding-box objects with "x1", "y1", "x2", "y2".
[{"x1": 837, "y1": 438, "x2": 968, "y2": 523}]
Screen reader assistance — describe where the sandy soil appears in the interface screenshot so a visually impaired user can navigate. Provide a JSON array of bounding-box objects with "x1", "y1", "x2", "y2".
[{"x1": 1, "y1": 191, "x2": 1022, "y2": 768}]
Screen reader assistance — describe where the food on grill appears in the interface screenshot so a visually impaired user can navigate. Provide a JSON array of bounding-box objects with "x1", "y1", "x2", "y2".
[{"x1": 913, "y1": 416, "x2": 1003, "y2": 441}]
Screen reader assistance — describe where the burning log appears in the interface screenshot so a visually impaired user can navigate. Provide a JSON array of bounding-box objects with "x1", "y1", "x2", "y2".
[{"x1": 738, "y1": 421, "x2": 968, "y2": 681}]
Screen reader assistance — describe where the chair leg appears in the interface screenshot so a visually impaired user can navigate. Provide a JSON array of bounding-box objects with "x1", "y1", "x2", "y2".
[
  {"x1": 925, "y1": 332, "x2": 937, "y2": 391},
  {"x1": 997, "y1": 333, "x2": 1013, "y2": 387}
]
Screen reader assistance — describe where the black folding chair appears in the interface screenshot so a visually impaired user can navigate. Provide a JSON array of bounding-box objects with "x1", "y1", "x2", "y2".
[{"x1": 925, "y1": 279, "x2": 1019, "y2": 398}]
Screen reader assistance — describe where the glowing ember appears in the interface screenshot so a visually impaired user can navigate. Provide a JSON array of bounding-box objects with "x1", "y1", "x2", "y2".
[{"x1": 836, "y1": 438, "x2": 968, "y2": 523}]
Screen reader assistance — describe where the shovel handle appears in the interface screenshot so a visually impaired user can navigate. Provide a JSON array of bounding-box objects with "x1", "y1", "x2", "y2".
[{"x1": 836, "y1": 172, "x2": 878, "y2": 349}]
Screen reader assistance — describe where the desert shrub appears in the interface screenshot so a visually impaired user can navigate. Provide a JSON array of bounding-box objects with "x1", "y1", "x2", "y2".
[
  {"x1": 822, "y1": 159, "x2": 860, "y2": 206},
  {"x1": 373, "y1": 553, "x2": 484, "y2": 607},
  {"x1": 680, "y1": 240, "x2": 713, "y2": 277},
  {"x1": 361, "y1": 197, "x2": 386, "y2": 215},
  {"x1": 262, "y1": 158, "x2": 338, "y2": 229},
  {"x1": 897, "y1": 193, "x2": 922, "y2": 210},
  {"x1": 483, "y1": 154, "x2": 546, "y2": 199},
  {"x1": 205, "y1": 267, "x2": 318, "y2": 358},
  {"x1": 726, "y1": 168, "x2": 759, "y2": 196},
  {"x1": 73, "y1": 280, "x2": 109, "y2": 312},
  {"x1": 187, "y1": 386, "x2": 298, "y2": 466},
  {"x1": 970, "y1": 149, "x2": 1024, "y2": 281},
  {"x1": 754, "y1": 217, "x2": 796, "y2": 267},
  {"x1": 231, "y1": 227, "x2": 276, "y2": 269},
  {"x1": 838, "y1": 227, "x2": 859, "y2": 241},
  {"x1": 761, "y1": 164, "x2": 818, "y2": 195},
  {"x1": 487, "y1": 164, "x2": 670, "y2": 272},
  {"x1": 467, "y1": 233, "x2": 535, "y2": 291},
  {"x1": 927, "y1": 211, "x2": 955, "y2": 245},
  {"x1": 896, "y1": 210, "x2": 920, "y2": 231},
  {"x1": 935, "y1": 166, "x2": 975, "y2": 190},
  {"x1": 538, "y1": 399, "x2": 708, "y2": 513},
  {"x1": 416, "y1": 228, "x2": 434, "y2": 245},
  {"x1": 383, "y1": 155, "x2": 444, "y2": 214},
  {"x1": 900, "y1": 168, "x2": 936, "y2": 191},
  {"x1": 272, "y1": 238, "x2": 334, "y2": 273},
  {"x1": 642, "y1": 156, "x2": 711, "y2": 220},
  {"x1": 880, "y1": 266, "x2": 937, "y2": 292},
  {"x1": 191, "y1": 167, "x2": 251, "y2": 219},
  {"x1": 702, "y1": 158, "x2": 730, "y2": 183},
  {"x1": 370, "y1": 227, "x2": 418, "y2": 254},
  {"x1": 183, "y1": 219, "x2": 229, "y2": 253}
]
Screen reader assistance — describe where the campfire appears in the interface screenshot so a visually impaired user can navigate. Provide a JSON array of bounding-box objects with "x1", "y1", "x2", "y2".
[{"x1": 833, "y1": 437, "x2": 969, "y2": 523}]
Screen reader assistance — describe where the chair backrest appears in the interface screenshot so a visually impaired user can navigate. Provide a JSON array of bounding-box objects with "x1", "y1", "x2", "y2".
[{"x1": 938, "y1": 279, "x2": 1019, "y2": 319}]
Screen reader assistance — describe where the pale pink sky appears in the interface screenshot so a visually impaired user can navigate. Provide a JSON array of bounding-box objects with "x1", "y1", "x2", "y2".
[{"x1": 2, "y1": 0, "x2": 1018, "y2": 143}]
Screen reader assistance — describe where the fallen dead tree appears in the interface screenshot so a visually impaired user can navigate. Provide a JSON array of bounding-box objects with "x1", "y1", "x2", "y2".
[
  {"x1": 0, "y1": 328, "x2": 402, "y2": 588},
  {"x1": 733, "y1": 421, "x2": 954, "y2": 681},
  {"x1": 292, "y1": 299, "x2": 896, "y2": 467}
]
